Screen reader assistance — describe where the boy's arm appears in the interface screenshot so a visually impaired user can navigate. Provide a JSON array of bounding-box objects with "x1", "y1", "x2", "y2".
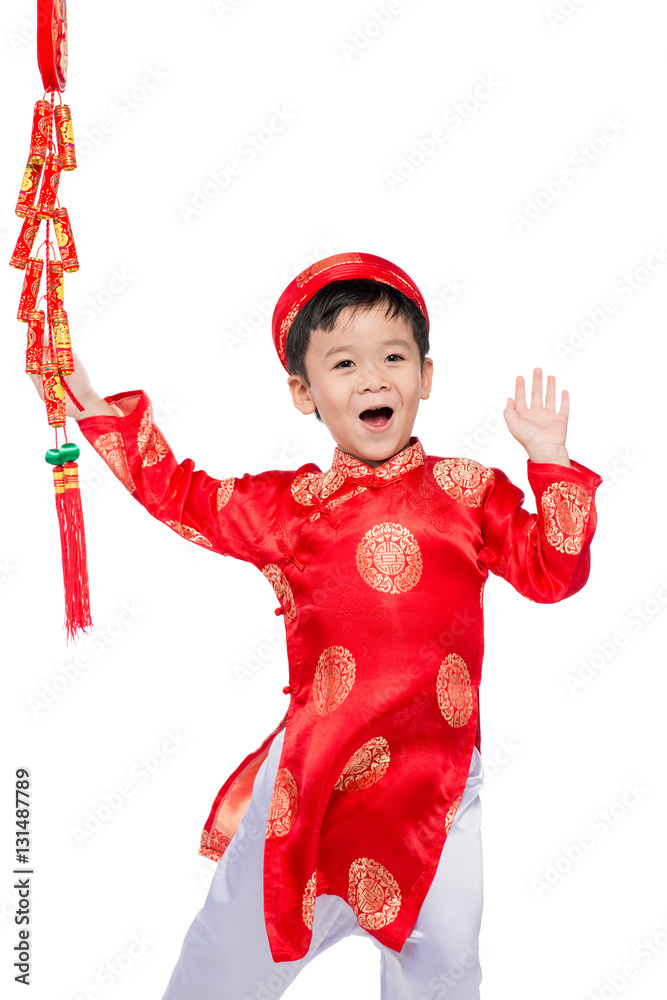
[
  {"x1": 477, "y1": 458, "x2": 603, "y2": 601},
  {"x1": 76, "y1": 389, "x2": 285, "y2": 567}
]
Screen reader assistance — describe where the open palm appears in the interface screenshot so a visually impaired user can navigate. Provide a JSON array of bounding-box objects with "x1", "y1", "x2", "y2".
[{"x1": 504, "y1": 368, "x2": 569, "y2": 453}]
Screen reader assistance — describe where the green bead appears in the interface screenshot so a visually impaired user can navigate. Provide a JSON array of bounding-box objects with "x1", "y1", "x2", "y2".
[
  {"x1": 45, "y1": 443, "x2": 81, "y2": 466},
  {"x1": 58, "y1": 442, "x2": 80, "y2": 463}
]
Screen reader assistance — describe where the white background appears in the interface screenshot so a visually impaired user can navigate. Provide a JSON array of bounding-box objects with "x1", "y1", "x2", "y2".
[{"x1": 1, "y1": 0, "x2": 666, "y2": 997}]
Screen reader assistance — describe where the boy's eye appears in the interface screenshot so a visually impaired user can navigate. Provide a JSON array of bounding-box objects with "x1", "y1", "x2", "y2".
[{"x1": 334, "y1": 355, "x2": 404, "y2": 369}]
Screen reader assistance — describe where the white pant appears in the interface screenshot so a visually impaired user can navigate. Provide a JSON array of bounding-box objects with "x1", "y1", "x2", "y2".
[{"x1": 161, "y1": 728, "x2": 484, "y2": 1000}]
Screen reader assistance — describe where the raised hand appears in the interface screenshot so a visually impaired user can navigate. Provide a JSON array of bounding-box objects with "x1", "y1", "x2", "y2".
[{"x1": 503, "y1": 368, "x2": 571, "y2": 467}]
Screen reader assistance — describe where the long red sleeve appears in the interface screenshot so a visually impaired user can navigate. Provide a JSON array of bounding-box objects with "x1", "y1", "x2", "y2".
[
  {"x1": 76, "y1": 389, "x2": 297, "y2": 569},
  {"x1": 476, "y1": 459, "x2": 602, "y2": 602}
]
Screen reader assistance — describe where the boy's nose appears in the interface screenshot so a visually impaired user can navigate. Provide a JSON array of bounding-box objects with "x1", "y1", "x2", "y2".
[{"x1": 357, "y1": 366, "x2": 390, "y2": 390}]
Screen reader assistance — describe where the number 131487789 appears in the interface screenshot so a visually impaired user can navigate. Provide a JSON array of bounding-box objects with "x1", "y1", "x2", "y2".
[{"x1": 14, "y1": 768, "x2": 32, "y2": 985}]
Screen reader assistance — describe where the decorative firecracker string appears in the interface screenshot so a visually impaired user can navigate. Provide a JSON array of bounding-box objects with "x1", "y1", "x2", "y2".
[{"x1": 10, "y1": 0, "x2": 92, "y2": 642}]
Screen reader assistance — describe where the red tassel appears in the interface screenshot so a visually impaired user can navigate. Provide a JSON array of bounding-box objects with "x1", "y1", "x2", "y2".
[{"x1": 53, "y1": 462, "x2": 92, "y2": 643}]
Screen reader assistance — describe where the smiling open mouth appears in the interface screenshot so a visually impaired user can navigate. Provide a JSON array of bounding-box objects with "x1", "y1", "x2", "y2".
[{"x1": 359, "y1": 406, "x2": 394, "y2": 428}]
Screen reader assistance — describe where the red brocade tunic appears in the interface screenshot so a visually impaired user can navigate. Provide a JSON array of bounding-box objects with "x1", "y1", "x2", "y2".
[{"x1": 77, "y1": 389, "x2": 603, "y2": 962}]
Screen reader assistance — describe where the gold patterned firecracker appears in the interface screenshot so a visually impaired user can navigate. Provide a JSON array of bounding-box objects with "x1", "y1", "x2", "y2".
[
  {"x1": 53, "y1": 207, "x2": 79, "y2": 272},
  {"x1": 266, "y1": 768, "x2": 298, "y2": 839},
  {"x1": 302, "y1": 871, "x2": 318, "y2": 929},
  {"x1": 40, "y1": 362, "x2": 66, "y2": 428},
  {"x1": 18, "y1": 257, "x2": 44, "y2": 321},
  {"x1": 25, "y1": 311, "x2": 45, "y2": 375},
  {"x1": 35, "y1": 153, "x2": 62, "y2": 219},
  {"x1": 261, "y1": 564, "x2": 296, "y2": 623},
  {"x1": 91, "y1": 432, "x2": 136, "y2": 494},
  {"x1": 16, "y1": 161, "x2": 43, "y2": 218},
  {"x1": 28, "y1": 100, "x2": 51, "y2": 165},
  {"x1": 10, "y1": 208, "x2": 40, "y2": 269},
  {"x1": 54, "y1": 105, "x2": 77, "y2": 170},
  {"x1": 164, "y1": 521, "x2": 214, "y2": 548},
  {"x1": 334, "y1": 737, "x2": 391, "y2": 791},
  {"x1": 436, "y1": 653, "x2": 474, "y2": 728},
  {"x1": 432, "y1": 458, "x2": 494, "y2": 508},
  {"x1": 47, "y1": 260, "x2": 64, "y2": 313},
  {"x1": 444, "y1": 795, "x2": 462, "y2": 835},
  {"x1": 137, "y1": 408, "x2": 169, "y2": 467},
  {"x1": 52, "y1": 310, "x2": 73, "y2": 375},
  {"x1": 355, "y1": 522, "x2": 422, "y2": 595},
  {"x1": 348, "y1": 858, "x2": 402, "y2": 930},
  {"x1": 313, "y1": 646, "x2": 356, "y2": 716},
  {"x1": 216, "y1": 478, "x2": 235, "y2": 510},
  {"x1": 540, "y1": 481, "x2": 592, "y2": 555}
]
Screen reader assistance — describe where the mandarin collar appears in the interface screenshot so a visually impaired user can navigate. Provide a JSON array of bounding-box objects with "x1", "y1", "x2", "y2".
[{"x1": 329, "y1": 436, "x2": 425, "y2": 485}]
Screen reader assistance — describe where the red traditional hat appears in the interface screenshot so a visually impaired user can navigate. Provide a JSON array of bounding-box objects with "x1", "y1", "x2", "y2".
[{"x1": 271, "y1": 252, "x2": 429, "y2": 373}]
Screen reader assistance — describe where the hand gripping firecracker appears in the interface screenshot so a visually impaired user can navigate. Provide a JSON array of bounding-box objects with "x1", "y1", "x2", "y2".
[{"x1": 9, "y1": 0, "x2": 92, "y2": 642}]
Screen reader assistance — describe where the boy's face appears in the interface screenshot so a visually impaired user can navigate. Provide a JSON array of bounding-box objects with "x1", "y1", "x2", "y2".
[{"x1": 287, "y1": 303, "x2": 433, "y2": 468}]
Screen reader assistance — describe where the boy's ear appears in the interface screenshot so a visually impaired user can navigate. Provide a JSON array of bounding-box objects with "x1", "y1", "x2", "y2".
[
  {"x1": 420, "y1": 357, "x2": 434, "y2": 397},
  {"x1": 287, "y1": 374, "x2": 317, "y2": 416}
]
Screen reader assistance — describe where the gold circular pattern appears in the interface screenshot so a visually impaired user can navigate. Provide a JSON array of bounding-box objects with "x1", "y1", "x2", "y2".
[
  {"x1": 444, "y1": 795, "x2": 463, "y2": 835},
  {"x1": 355, "y1": 522, "x2": 422, "y2": 594},
  {"x1": 216, "y1": 478, "x2": 235, "y2": 510},
  {"x1": 433, "y1": 458, "x2": 494, "y2": 508},
  {"x1": 436, "y1": 654, "x2": 474, "y2": 727},
  {"x1": 313, "y1": 646, "x2": 356, "y2": 716},
  {"x1": 291, "y1": 468, "x2": 345, "y2": 506},
  {"x1": 348, "y1": 858, "x2": 402, "y2": 930},
  {"x1": 261, "y1": 564, "x2": 297, "y2": 623},
  {"x1": 266, "y1": 767, "x2": 298, "y2": 839},
  {"x1": 164, "y1": 520, "x2": 213, "y2": 548},
  {"x1": 92, "y1": 432, "x2": 136, "y2": 494},
  {"x1": 137, "y1": 408, "x2": 169, "y2": 468},
  {"x1": 302, "y1": 870, "x2": 318, "y2": 929},
  {"x1": 334, "y1": 737, "x2": 390, "y2": 791},
  {"x1": 541, "y1": 481, "x2": 591, "y2": 555}
]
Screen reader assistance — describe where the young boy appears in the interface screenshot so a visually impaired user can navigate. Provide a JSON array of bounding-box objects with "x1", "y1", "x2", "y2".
[{"x1": 37, "y1": 251, "x2": 602, "y2": 999}]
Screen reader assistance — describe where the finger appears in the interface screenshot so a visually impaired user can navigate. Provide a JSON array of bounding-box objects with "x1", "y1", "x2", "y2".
[
  {"x1": 558, "y1": 388, "x2": 570, "y2": 419},
  {"x1": 514, "y1": 375, "x2": 526, "y2": 410},
  {"x1": 530, "y1": 367, "x2": 543, "y2": 409},
  {"x1": 544, "y1": 374, "x2": 556, "y2": 410}
]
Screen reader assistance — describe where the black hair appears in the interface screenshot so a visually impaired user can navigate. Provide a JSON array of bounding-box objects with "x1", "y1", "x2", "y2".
[{"x1": 285, "y1": 279, "x2": 430, "y2": 422}]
